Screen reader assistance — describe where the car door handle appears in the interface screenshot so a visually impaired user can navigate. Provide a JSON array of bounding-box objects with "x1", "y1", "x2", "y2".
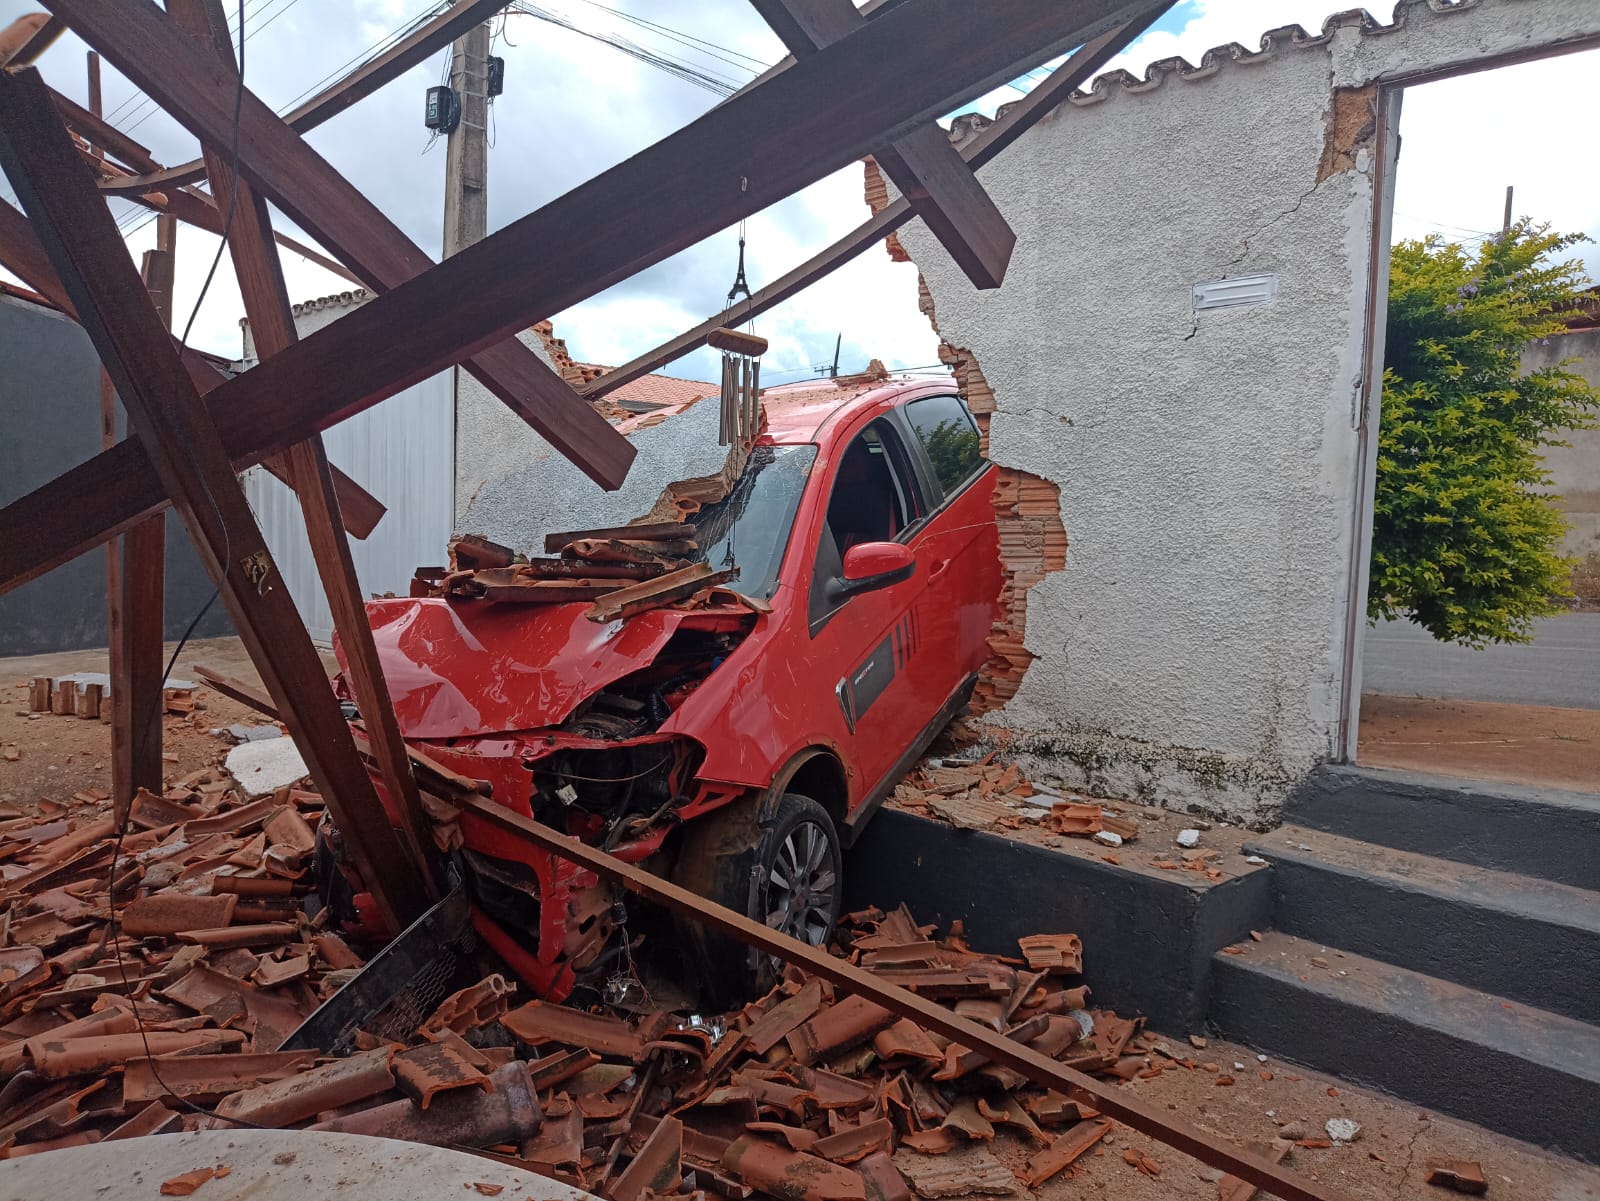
[{"x1": 928, "y1": 558, "x2": 951, "y2": 577}]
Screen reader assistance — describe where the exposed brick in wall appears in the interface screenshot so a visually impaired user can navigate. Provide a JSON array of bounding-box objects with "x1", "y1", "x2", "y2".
[{"x1": 865, "y1": 160, "x2": 1068, "y2": 714}]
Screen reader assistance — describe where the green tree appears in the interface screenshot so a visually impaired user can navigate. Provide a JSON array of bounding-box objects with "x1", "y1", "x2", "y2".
[{"x1": 1370, "y1": 221, "x2": 1599, "y2": 646}]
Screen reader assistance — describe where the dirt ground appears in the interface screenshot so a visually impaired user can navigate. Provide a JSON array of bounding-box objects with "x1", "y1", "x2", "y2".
[
  {"x1": 1358, "y1": 692, "x2": 1600, "y2": 793},
  {"x1": 0, "y1": 636, "x2": 316, "y2": 811},
  {"x1": 949, "y1": 1030, "x2": 1600, "y2": 1200},
  {"x1": 3, "y1": 639, "x2": 1598, "y2": 1196}
]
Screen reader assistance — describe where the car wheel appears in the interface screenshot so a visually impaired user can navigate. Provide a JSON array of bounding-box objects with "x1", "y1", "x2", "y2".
[{"x1": 671, "y1": 792, "x2": 843, "y2": 1008}]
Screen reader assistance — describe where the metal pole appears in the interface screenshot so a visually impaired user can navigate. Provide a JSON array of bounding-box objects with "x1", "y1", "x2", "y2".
[{"x1": 1502, "y1": 185, "x2": 1513, "y2": 233}]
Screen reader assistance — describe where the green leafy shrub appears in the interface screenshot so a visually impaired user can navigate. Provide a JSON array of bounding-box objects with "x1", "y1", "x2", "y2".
[{"x1": 1370, "y1": 222, "x2": 1599, "y2": 645}]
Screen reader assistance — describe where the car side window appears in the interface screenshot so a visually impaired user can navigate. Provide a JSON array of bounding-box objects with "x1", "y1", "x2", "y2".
[
  {"x1": 809, "y1": 420, "x2": 922, "y2": 632},
  {"x1": 904, "y1": 394, "x2": 984, "y2": 498}
]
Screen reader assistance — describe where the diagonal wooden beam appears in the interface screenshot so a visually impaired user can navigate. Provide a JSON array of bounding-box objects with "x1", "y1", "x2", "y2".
[
  {"x1": 452, "y1": 794, "x2": 1349, "y2": 1201},
  {"x1": 100, "y1": 0, "x2": 512, "y2": 198},
  {"x1": 1, "y1": 0, "x2": 1152, "y2": 592},
  {"x1": 0, "y1": 194, "x2": 383, "y2": 539},
  {"x1": 583, "y1": 11, "x2": 1164, "y2": 398},
  {"x1": 0, "y1": 13, "x2": 63, "y2": 67},
  {"x1": 0, "y1": 64, "x2": 423, "y2": 932},
  {"x1": 46, "y1": 84, "x2": 160, "y2": 173},
  {"x1": 107, "y1": 228, "x2": 172, "y2": 825},
  {"x1": 46, "y1": 0, "x2": 634, "y2": 492},
  {"x1": 749, "y1": 0, "x2": 1014, "y2": 289},
  {"x1": 165, "y1": 0, "x2": 439, "y2": 902}
]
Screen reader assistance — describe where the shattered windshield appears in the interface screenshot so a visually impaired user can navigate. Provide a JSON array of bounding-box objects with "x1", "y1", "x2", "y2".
[{"x1": 691, "y1": 445, "x2": 817, "y2": 599}]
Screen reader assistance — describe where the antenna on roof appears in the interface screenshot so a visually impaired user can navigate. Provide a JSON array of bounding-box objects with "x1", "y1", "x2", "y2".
[{"x1": 829, "y1": 333, "x2": 841, "y2": 379}]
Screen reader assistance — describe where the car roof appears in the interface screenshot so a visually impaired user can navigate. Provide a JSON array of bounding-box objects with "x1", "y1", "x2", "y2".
[{"x1": 761, "y1": 375, "x2": 948, "y2": 444}]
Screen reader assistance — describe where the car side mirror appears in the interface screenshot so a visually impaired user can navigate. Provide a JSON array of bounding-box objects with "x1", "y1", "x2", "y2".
[{"x1": 828, "y1": 542, "x2": 916, "y2": 603}]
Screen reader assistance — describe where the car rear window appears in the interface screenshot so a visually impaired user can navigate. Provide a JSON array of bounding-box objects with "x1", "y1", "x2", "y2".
[
  {"x1": 690, "y1": 444, "x2": 817, "y2": 599},
  {"x1": 904, "y1": 395, "x2": 983, "y2": 497}
]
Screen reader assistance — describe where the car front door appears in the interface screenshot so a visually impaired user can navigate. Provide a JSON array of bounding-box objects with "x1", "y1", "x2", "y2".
[{"x1": 806, "y1": 416, "x2": 931, "y2": 803}]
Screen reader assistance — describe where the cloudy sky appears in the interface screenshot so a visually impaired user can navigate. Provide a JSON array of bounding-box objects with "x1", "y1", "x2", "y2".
[{"x1": 2, "y1": 0, "x2": 1596, "y2": 386}]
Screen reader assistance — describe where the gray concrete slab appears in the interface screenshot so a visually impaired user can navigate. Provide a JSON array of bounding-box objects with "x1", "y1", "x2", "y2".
[{"x1": 1361, "y1": 613, "x2": 1600, "y2": 709}]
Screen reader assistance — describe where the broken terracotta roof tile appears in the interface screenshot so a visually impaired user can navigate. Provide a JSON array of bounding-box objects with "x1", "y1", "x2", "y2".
[
  {"x1": 1425, "y1": 1160, "x2": 1489, "y2": 1195},
  {"x1": 213, "y1": 1046, "x2": 394, "y2": 1127},
  {"x1": 1024, "y1": 1118, "x2": 1110, "y2": 1186},
  {"x1": 393, "y1": 1041, "x2": 493, "y2": 1109},
  {"x1": 1015, "y1": 933, "x2": 1083, "y2": 974},
  {"x1": 419, "y1": 973, "x2": 513, "y2": 1036},
  {"x1": 502, "y1": 999, "x2": 644, "y2": 1060},
  {"x1": 786, "y1": 994, "x2": 897, "y2": 1066},
  {"x1": 26, "y1": 1029, "x2": 246, "y2": 1078},
  {"x1": 722, "y1": 1134, "x2": 868, "y2": 1201},
  {"x1": 894, "y1": 1147, "x2": 1016, "y2": 1197}
]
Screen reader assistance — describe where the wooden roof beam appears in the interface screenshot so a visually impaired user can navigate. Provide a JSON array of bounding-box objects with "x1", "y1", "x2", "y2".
[
  {"x1": 47, "y1": 0, "x2": 634, "y2": 492},
  {"x1": 164, "y1": 0, "x2": 440, "y2": 902},
  {"x1": 0, "y1": 195, "x2": 385, "y2": 540},
  {"x1": 46, "y1": 84, "x2": 160, "y2": 173},
  {"x1": 583, "y1": 9, "x2": 1168, "y2": 398},
  {"x1": 0, "y1": 64, "x2": 423, "y2": 931},
  {"x1": 100, "y1": 0, "x2": 511, "y2": 198},
  {"x1": 1, "y1": 0, "x2": 1152, "y2": 592},
  {"x1": 750, "y1": 0, "x2": 1014, "y2": 288}
]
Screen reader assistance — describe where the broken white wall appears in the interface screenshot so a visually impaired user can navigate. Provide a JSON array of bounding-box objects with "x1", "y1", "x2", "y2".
[{"x1": 900, "y1": 0, "x2": 1600, "y2": 825}]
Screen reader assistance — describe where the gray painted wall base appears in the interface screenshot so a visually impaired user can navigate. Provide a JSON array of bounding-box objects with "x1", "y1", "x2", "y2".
[{"x1": 844, "y1": 807, "x2": 1270, "y2": 1035}]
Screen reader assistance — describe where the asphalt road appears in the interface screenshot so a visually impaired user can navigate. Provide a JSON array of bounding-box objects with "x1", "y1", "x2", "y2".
[{"x1": 1361, "y1": 613, "x2": 1600, "y2": 710}]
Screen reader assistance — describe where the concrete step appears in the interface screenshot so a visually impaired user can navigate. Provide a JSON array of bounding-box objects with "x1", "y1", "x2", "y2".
[
  {"x1": 1210, "y1": 930, "x2": 1600, "y2": 1162},
  {"x1": 1287, "y1": 764, "x2": 1600, "y2": 888},
  {"x1": 1246, "y1": 826, "x2": 1600, "y2": 1023}
]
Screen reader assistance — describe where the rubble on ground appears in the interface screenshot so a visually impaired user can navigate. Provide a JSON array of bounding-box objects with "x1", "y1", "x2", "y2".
[
  {"x1": 889, "y1": 754, "x2": 1260, "y2": 883},
  {"x1": 0, "y1": 771, "x2": 1174, "y2": 1200}
]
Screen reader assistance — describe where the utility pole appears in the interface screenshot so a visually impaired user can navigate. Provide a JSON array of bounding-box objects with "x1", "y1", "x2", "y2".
[
  {"x1": 1503, "y1": 185, "x2": 1514, "y2": 234},
  {"x1": 442, "y1": 4, "x2": 490, "y2": 259}
]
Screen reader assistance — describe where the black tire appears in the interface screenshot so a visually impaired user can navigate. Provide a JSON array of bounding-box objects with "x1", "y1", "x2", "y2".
[{"x1": 671, "y1": 792, "x2": 843, "y2": 1009}]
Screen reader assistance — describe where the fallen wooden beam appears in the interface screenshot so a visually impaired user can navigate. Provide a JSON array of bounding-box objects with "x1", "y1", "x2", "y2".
[
  {"x1": 450, "y1": 794, "x2": 1348, "y2": 1201},
  {"x1": 749, "y1": 0, "x2": 1014, "y2": 289},
  {"x1": 582, "y1": 10, "x2": 1163, "y2": 399},
  {"x1": 45, "y1": 85, "x2": 160, "y2": 173},
  {"x1": 0, "y1": 0, "x2": 1146, "y2": 592},
  {"x1": 166, "y1": 0, "x2": 438, "y2": 902},
  {"x1": 0, "y1": 64, "x2": 422, "y2": 931},
  {"x1": 544, "y1": 522, "x2": 696, "y2": 552},
  {"x1": 584, "y1": 562, "x2": 731, "y2": 623}
]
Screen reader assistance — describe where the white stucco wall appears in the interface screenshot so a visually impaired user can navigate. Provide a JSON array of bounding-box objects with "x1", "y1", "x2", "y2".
[{"x1": 901, "y1": 0, "x2": 1600, "y2": 824}]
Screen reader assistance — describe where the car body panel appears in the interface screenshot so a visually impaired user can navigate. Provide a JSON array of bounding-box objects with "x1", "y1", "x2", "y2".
[{"x1": 332, "y1": 377, "x2": 1003, "y2": 998}]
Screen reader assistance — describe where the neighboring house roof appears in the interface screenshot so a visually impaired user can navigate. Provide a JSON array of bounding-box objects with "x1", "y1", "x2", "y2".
[{"x1": 1560, "y1": 286, "x2": 1600, "y2": 333}]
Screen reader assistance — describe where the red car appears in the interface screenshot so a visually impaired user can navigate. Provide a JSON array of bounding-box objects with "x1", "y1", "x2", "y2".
[{"x1": 333, "y1": 377, "x2": 1001, "y2": 1004}]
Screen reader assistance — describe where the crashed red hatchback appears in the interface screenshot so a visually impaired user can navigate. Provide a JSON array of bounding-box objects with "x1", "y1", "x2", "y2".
[{"x1": 333, "y1": 377, "x2": 1001, "y2": 1004}]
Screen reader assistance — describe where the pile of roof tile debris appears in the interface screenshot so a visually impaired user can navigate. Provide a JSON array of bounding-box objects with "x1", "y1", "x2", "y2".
[
  {"x1": 893, "y1": 757, "x2": 1137, "y2": 844},
  {"x1": 408, "y1": 528, "x2": 757, "y2": 621},
  {"x1": 0, "y1": 778, "x2": 1187, "y2": 1201},
  {"x1": 894, "y1": 757, "x2": 1231, "y2": 881}
]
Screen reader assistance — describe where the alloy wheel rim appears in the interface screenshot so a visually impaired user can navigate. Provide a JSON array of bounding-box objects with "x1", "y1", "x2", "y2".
[{"x1": 765, "y1": 819, "x2": 836, "y2": 946}]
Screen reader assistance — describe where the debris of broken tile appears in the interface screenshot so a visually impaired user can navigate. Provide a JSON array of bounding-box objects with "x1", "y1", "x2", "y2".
[
  {"x1": 0, "y1": 790, "x2": 1171, "y2": 1201},
  {"x1": 1425, "y1": 1160, "x2": 1489, "y2": 1195}
]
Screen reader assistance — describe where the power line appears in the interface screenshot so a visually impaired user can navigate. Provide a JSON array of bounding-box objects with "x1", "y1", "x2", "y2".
[
  {"x1": 507, "y1": 2, "x2": 749, "y2": 96},
  {"x1": 574, "y1": 0, "x2": 767, "y2": 72}
]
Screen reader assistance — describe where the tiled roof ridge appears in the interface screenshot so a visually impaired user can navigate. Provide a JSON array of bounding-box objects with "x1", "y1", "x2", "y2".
[{"x1": 948, "y1": 0, "x2": 1475, "y2": 139}]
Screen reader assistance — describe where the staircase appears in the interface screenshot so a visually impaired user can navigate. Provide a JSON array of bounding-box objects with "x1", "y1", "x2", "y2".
[{"x1": 1208, "y1": 765, "x2": 1600, "y2": 1161}]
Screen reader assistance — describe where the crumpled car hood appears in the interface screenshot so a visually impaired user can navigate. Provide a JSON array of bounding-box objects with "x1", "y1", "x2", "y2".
[{"x1": 345, "y1": 598, "x2": 693, "y2": 739}]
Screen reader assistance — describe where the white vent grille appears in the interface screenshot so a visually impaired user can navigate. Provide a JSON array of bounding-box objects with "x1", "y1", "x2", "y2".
[{"x1": 1192, "y1": 273, "x2": 1278, "y2": 313}]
